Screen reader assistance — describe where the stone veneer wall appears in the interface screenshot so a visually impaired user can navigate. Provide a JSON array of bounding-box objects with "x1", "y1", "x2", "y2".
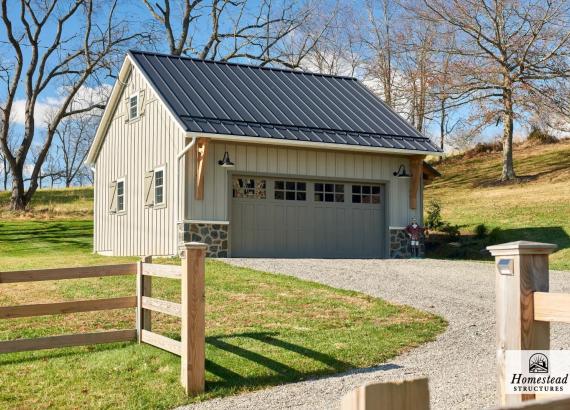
[
  {"x1": 178, "y1": 223, "x2": 229, "y2": 257},
  {"x1": 389, "y1": 228, "x2": 424, "y2": 258}
]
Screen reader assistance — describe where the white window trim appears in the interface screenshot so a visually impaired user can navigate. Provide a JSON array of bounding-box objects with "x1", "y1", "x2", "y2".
[
  {"x1": 116, "y1": 177, "x2": 126, "y2": 214},
  {"x1": 153, "y1": 165, "x2": 166, "y2": 207},
  {"x1": 128, "y1": 93, "x2": 139, "y2": 121}
]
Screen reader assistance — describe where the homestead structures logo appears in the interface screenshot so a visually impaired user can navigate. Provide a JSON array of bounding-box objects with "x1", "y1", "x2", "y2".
[
  {"x1": 529, "y1": 353, "x2": 548, "y2": 373},
  {"x1": 506, "y1": 350, "x2": 569, "y2": 394}
]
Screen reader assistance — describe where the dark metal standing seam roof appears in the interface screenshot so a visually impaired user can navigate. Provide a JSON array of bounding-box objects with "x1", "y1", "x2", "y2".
[{"x1": 128, "y1": 50, "x2": 441, "y2": 153}]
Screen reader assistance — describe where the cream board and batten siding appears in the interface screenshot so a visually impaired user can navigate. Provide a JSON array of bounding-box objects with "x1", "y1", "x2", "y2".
[
  {"x1": 185, "y1": 141, "x2": 421, "y2": 227},
  {"x1": 94, "y1": 66, "x2": 186, "y2": 256}
]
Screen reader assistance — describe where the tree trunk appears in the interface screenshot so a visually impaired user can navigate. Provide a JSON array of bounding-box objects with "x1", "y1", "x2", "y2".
[
  {"x1": 10, "y1": 165, "x2": 27, "y2": 211},
  {"x1": 2, "y1": 156, "x2": 7, "y2": 191},
  {"x1": 440, "y1": 99, "x2": 446, "y2": 150},
  {"x1": 501, "y1": 80, "x2": 516, "y2": 181}
]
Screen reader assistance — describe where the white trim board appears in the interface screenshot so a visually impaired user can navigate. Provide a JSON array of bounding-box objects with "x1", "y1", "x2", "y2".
[{"x1": 182, "y1": 220, "x2": 230, "y2": 225}]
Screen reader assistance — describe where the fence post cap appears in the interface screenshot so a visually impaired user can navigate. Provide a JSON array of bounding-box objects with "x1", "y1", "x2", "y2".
[
  {"x1": 487, "y1": 241, "x2": 557, "y2": 256},
  {"x1": 182, "y1": 242, "x2": 208, "y2": 250}
]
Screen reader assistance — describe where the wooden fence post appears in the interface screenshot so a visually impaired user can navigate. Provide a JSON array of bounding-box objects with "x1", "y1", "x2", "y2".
[
  {"x1": 181, "y1": 242, "x2": 207, "y2": 395},
  {"x1": 137, "y1": 255, "x2": 152, "y2": 343},
  {"x1": 341, "y1": 378, "x2": 430, "y2": 410},
  {"x1": 487, "y1": 241, "x2": 557, "y2": 406}
]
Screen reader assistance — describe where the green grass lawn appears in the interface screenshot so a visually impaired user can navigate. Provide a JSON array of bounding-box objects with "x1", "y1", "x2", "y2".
[
  {"x1": 425, "y1": 140, "x2": 570, "y2": 271},
  {"x1": 0, "y1": 220, "x2": 446, "y2": 409}
]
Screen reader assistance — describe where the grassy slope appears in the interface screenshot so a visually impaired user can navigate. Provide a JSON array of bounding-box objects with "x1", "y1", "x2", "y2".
[
  {"x1": 0, "y1": 219, "x2": 445, "y2": 409},
  {"x1": 425, "y1": 140, "x2": 570, "y2": 271}
]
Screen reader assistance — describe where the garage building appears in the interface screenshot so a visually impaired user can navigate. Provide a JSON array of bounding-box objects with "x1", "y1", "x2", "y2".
[{"x1": 86, "y1": 50, "x2": 442, "y2": 258}]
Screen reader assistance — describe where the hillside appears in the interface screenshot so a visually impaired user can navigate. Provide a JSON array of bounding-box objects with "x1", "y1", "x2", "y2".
[
  {"x1": 425, "y1": 139, "x2": 570, "y2": 271},
  {"x1": 0, "y1": 187, "x2": 93, "y2": 220}
]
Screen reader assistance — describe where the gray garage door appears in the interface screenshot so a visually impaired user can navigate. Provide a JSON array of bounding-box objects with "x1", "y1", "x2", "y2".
[{"x1": 231, "y1": 176, "x2": 385, "y2": 258}]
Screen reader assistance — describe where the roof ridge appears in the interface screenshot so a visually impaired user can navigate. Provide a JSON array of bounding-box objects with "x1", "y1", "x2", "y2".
[{"x1": 128, "y1": 49, "x2": 358, "y2": 81}]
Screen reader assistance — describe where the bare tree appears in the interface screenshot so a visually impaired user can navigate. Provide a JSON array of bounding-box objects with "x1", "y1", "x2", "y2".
[
  {"x1": 363, "y1": 0, "x2": 398, "y2": 107},
  {"x1": 415, "y1": 0, "x2": 570, "y2": 181},
  {"x1": 289, "y1": 2, "x2": 362, "y2": 76},
  {"x1": 0, "y1": 0, "x2": 143, "y2": 210},
  {"x1": 55, "y1": 113, "x2": 99, "y2": 187},
  {"x1": 143, "y1": 0, "x2": 316, "y2": 67}
]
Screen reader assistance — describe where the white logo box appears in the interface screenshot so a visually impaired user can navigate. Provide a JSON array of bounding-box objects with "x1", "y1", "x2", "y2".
[{"x1": 504, "y1": 350, "x2": 570, "y2": 395}]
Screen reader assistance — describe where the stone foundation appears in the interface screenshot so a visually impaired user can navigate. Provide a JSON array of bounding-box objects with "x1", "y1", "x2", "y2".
[
  {"x1": 389, "y1": 228, "x2": 424, "y2": 258},
  {"x1": 178, "y1": 222, "x2": 229, "y2": 257}
]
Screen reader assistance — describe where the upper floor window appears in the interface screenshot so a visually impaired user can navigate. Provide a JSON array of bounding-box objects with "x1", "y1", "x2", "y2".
[
  {"x1": 129, "y1": 94, "x2": 139, "y2": 120},
  {"x1": 154, "y1": 167, "x2": 165, "y2": 205},
  {"x1": 117, "y1": 178, "x2": 125, "y2": 212}
]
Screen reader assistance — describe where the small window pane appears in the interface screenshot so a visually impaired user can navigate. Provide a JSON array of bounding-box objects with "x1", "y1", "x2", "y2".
[
  {"x1": 335, "y1": 184, "x2": 344, "y2": 193},
  {"x1": 275, "y1": 191, "x2": 284, "y2": 200},
  {"x1": 155, "y1": 186, "x2": 163, "y2": 204},
  {"x1": 335, "y1": 194, "x2": 344, "y2": 202},
  {"x1": 352, "y1": 185, "x2": 361, "y2": 194},
  {"x1": 315, "y1": 183, "x2": 323, "y2": 192},
  {"x1": 371, "y1": 195, "x2": 380, "y2": 204},
  {"x1": 372, "y1": 186, "x2": 380, "y2": 195},
  {"x1": 296, "y1": 192, "x2": 306, "y2": 201},
  {"x1": 315, "y1": 193, "x2": 324, "y2": 202},
  {"x1": 362, "y1": 186, "x2": 371, "y2": 194},
  {"x1": 296, "y1": 182, "x2": 306, "y2": 191},
  {"x1": 286, "y1": 191, "x2": 295, "y2": 200},
  {"x1": 286, "y1": 181, "x2": 295, "y2": 190},
  {"x1": 352, "y1": 195, "x2": 361, "y2": 203},
  {"x1": 117, "y1": 181, "x2": 124, "y2": 196},
  {"x1": 129, "y1": 96, "x2": 138, "y2": 119},
  {"x1": 325, "y1": 193, "x2": 334, "y2": 202},
  {"x1": 362, "y1": 195, "x2": 371, "y2": 203},
  {"x1": 275, "y1": 181, "x2": 284, "y2": 190},
  {"x1": 325, "y1": 183, "x2": 334, "y2": 192}
]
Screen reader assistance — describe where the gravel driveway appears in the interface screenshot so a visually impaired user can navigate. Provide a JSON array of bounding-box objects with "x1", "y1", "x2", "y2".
[{"x1": 180, "y1": 259, "x2": 570, "y2": 410}]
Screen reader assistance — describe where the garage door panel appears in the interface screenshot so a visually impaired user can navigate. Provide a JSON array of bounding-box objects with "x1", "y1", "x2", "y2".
[{"x1": 231, "y1": 176, "x2": 385, "y2": 258}]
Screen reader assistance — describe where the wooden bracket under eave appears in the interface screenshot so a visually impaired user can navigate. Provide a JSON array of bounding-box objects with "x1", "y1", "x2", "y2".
[
  {"x1": 195, "y1": 138, "x2": 208, "y2": 200},
  {"x1": 409, "y1": 156, "x2": 425, "y2": 210}
]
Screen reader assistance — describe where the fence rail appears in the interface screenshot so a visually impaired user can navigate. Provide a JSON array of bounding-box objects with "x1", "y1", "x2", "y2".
[
  {"x1": 0, "y1": 263, "x2": 137, "y2": 283},
  {"x1": 0, "y1": 296, "x2": 137, "y2": 319},
  {"x1": 0, "y1": 329, "x2": 137, "y2": 354},
  {"x1": 533, "y1": 292, "x2": 570, "y2": 323}
]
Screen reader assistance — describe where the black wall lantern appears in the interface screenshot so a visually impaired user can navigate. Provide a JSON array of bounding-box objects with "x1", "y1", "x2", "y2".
[
  {"x1": 393, "y1": 164, "x2": 411, "y2": 178},
  {"x1": 218, "y1": 151, "x2": 235, "y2": 168}
]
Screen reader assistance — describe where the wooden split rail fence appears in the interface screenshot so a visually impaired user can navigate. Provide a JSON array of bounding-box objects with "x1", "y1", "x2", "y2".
[
  {"x1": 341, "y1": 241, "x2": 570, "y2": 410},
  {"x1": 0, "y1": 242, "x2": 207, "y2": 395}
]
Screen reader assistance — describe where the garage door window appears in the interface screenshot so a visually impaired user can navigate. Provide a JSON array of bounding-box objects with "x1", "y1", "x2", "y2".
[
  {"x1": 352, "y1": 185, "x2": 381, "y2": 204},
  {"x1": 314, "y1": 183, "x2": 344, "y2": 202},
  {"x1": 233, "y1": 177, "x2": 266, "y2": 199},
  {"x1": 275, "y1": 180, "x2": 306, "y2": 201}
]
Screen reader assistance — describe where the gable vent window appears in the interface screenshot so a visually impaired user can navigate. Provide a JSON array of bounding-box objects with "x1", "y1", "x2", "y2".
[
  {"x1": 275, "y1": 180, "x2": 306, "y2": 201},
  {"x1": 352, "y1": 185, "x2": 381, "y2": 204},
  {"x1": 233, "y1": 177, "x2": 266, "y2": 199},
  {"x1": 315, "y1": 183, "x2": 344, "y2": 202},
  {"x1": 129, "y1": 94, "x2": 139, "y2": 120},
  {"x1": 145, "y1": 166, "x2": 167, "y2": 208}
]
